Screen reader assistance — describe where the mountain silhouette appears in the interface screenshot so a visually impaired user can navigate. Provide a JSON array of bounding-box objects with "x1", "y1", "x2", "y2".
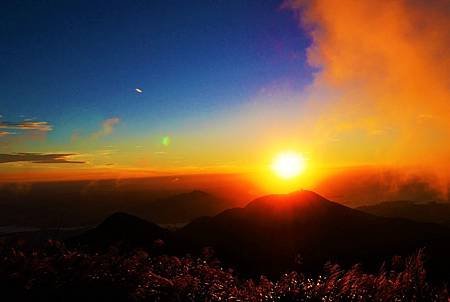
[
  {"x1": 0, "y1": 186, "x2": 234, "y2": 228},
  {"x1": 70, "y1": 191, "x2": 450, "y2": 279},
  {"x1": 176, "y1": 190, "x2": 450, "y2": 277},
  {"x1": 357, "y1": 200, "x2": 450, "y2": 225},
  {"x1": 70, "y1": 212, "x2": 169, "y2": 249},
  {"x1": 144, "y1": 190, "x2": 232, "y2": 224}
]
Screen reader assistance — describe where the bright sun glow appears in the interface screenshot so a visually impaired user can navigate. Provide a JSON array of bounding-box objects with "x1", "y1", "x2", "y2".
[{"x1": 272, "y1": 151, "x2": 306, "y2": 179}]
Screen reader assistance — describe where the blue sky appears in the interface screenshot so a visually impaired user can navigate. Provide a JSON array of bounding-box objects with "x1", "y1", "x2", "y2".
[{"x1": 1, "y1": 0, "x2": 312, "y2": 144}]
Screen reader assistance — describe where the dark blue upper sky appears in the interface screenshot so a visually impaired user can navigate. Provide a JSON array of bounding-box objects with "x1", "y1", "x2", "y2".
[{"x1": 1, "y1": 0, "x2": 311, "y2": 145}]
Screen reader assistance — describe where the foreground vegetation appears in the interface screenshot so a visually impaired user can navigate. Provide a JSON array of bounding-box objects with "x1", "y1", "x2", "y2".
[{"x1": 0, "y1": 240, "x2": 448, "y2": 301}]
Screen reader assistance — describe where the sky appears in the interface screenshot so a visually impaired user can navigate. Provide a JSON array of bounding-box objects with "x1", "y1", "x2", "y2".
[
  {"x1": 1, "y1": 0, "x2": 449, "y2": 199},
  {"x1": 0, "y1": 0, "x2": 311, "y2": 176}
]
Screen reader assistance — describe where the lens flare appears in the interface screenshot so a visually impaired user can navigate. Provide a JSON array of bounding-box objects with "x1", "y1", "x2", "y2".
[{"x1": 161, "y1": 136, "x2": 171, "y2": 147}]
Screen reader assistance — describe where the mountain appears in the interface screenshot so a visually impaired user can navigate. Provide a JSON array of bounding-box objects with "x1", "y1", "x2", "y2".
[
  {"x1": 176, "y1": 190, "x2": 450, "y2": 278},
  {"x1": 68, "y1": 191, "x2": 450, "y2": 279},
  {"x1": 0, "y1": 188, "x2": 233, "y2": 228},
  {"x1": 70, "y1": 212, "x2": 170, "y2": 249},
  {"x1": 357, "y1": 200, "x2": 450, "y2": 225},
  {"x1": 143, "y1": 190, "x2": 232, "y2": 224}
]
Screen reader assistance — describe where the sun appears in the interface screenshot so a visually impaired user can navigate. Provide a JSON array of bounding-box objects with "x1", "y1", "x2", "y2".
[{"x1": 271, "y1": 151, "x2": 306, "y2": 180}]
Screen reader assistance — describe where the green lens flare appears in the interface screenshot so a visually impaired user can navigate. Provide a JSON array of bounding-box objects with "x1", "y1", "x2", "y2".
[{"x1": 161, "y1": 136, "x2": 171, "y2": 146}]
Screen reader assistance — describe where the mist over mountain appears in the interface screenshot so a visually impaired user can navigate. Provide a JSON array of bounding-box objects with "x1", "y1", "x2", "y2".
[
  {"x1": 0, "y1": 180, "x2": 238, "y2": 228},
  {"x1": 144, "y1": 190, "x2": 233, "y2": 224}
]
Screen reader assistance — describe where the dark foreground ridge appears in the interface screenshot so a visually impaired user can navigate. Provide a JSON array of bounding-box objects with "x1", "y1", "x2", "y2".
[
  {"x1": 2, "y1": 190, "x2": 450, "y2": 301},
  {"x1": 72, "y1": 190, "x2": 450, "y2": 280}
]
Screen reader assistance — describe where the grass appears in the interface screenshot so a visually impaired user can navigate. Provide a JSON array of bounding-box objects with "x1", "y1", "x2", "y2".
[{"x1": 0, "y1": 240, "x2": 448, "y2": 301}]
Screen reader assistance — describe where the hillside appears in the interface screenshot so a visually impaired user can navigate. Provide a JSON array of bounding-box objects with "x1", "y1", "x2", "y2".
[
  {"x1": 71, "y1": 190, "x2": 450, "y2": 280},
  {"x1": 70, "y1": 212, "x2": 170, "y2": 250},
  {"x1": 176, "y1": 191, "x2": 450, "y2": 278},
  {"x1": 357, "y1": 200, "x2": 450, "y2": 225}
]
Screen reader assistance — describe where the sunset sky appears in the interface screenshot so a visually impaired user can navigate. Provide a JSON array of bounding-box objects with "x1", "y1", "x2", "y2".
[{"x1": 1, "y1": 0, "x2": 449, "y2": 198}]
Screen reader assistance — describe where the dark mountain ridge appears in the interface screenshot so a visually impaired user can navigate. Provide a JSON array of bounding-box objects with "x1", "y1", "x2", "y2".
[
  {"x1": 70, "y1": 212, "x2": 170, "y2": 249},
  {"x1": 357, "y1": 200, "x2": 450, "y2": 224},
  {"x1": 71, "y1": 191, "x2": 450, "y2": 279},
  {"x1": 176, "y1": 191, "x2": 450, "y2": 277}
]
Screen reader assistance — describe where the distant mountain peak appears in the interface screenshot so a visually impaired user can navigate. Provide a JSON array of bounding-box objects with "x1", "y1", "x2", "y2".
[
  {"x1": 103, "y1": 211, "x2": 140, "y2": 221},
  {"x1": 245, "y1": 190, "x2": 334, "y2": 211},
  {"x1": 71, "y1": 212, "x2": 169, "y2": 249},
  {"x1": 143, "y1": 190, "x2": 231, "y2": 224},
  {"x1": 99, "y1": 212, "x2": 154, "y2": 229},
  {"x1": 184, "y1": 190, "x2": 211, "y2": 197},
  {"x1": 161, "y1": 190, "x2": 213, "y2": 202},
  {"x1": 289, "y1": 189, "x2": 330, "y2": 200},
  {"x1": 190, "y1": 189, "x2": 209, "y2": 195}
]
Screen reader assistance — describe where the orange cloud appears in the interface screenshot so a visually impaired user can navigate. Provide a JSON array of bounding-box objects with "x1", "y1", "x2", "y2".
[
  {"x1": 285, "y1": 0, "x2": 450, "y2": 169},
  {"x1": 313, "y1": 166, "x2": 448, "y2": 206}
]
